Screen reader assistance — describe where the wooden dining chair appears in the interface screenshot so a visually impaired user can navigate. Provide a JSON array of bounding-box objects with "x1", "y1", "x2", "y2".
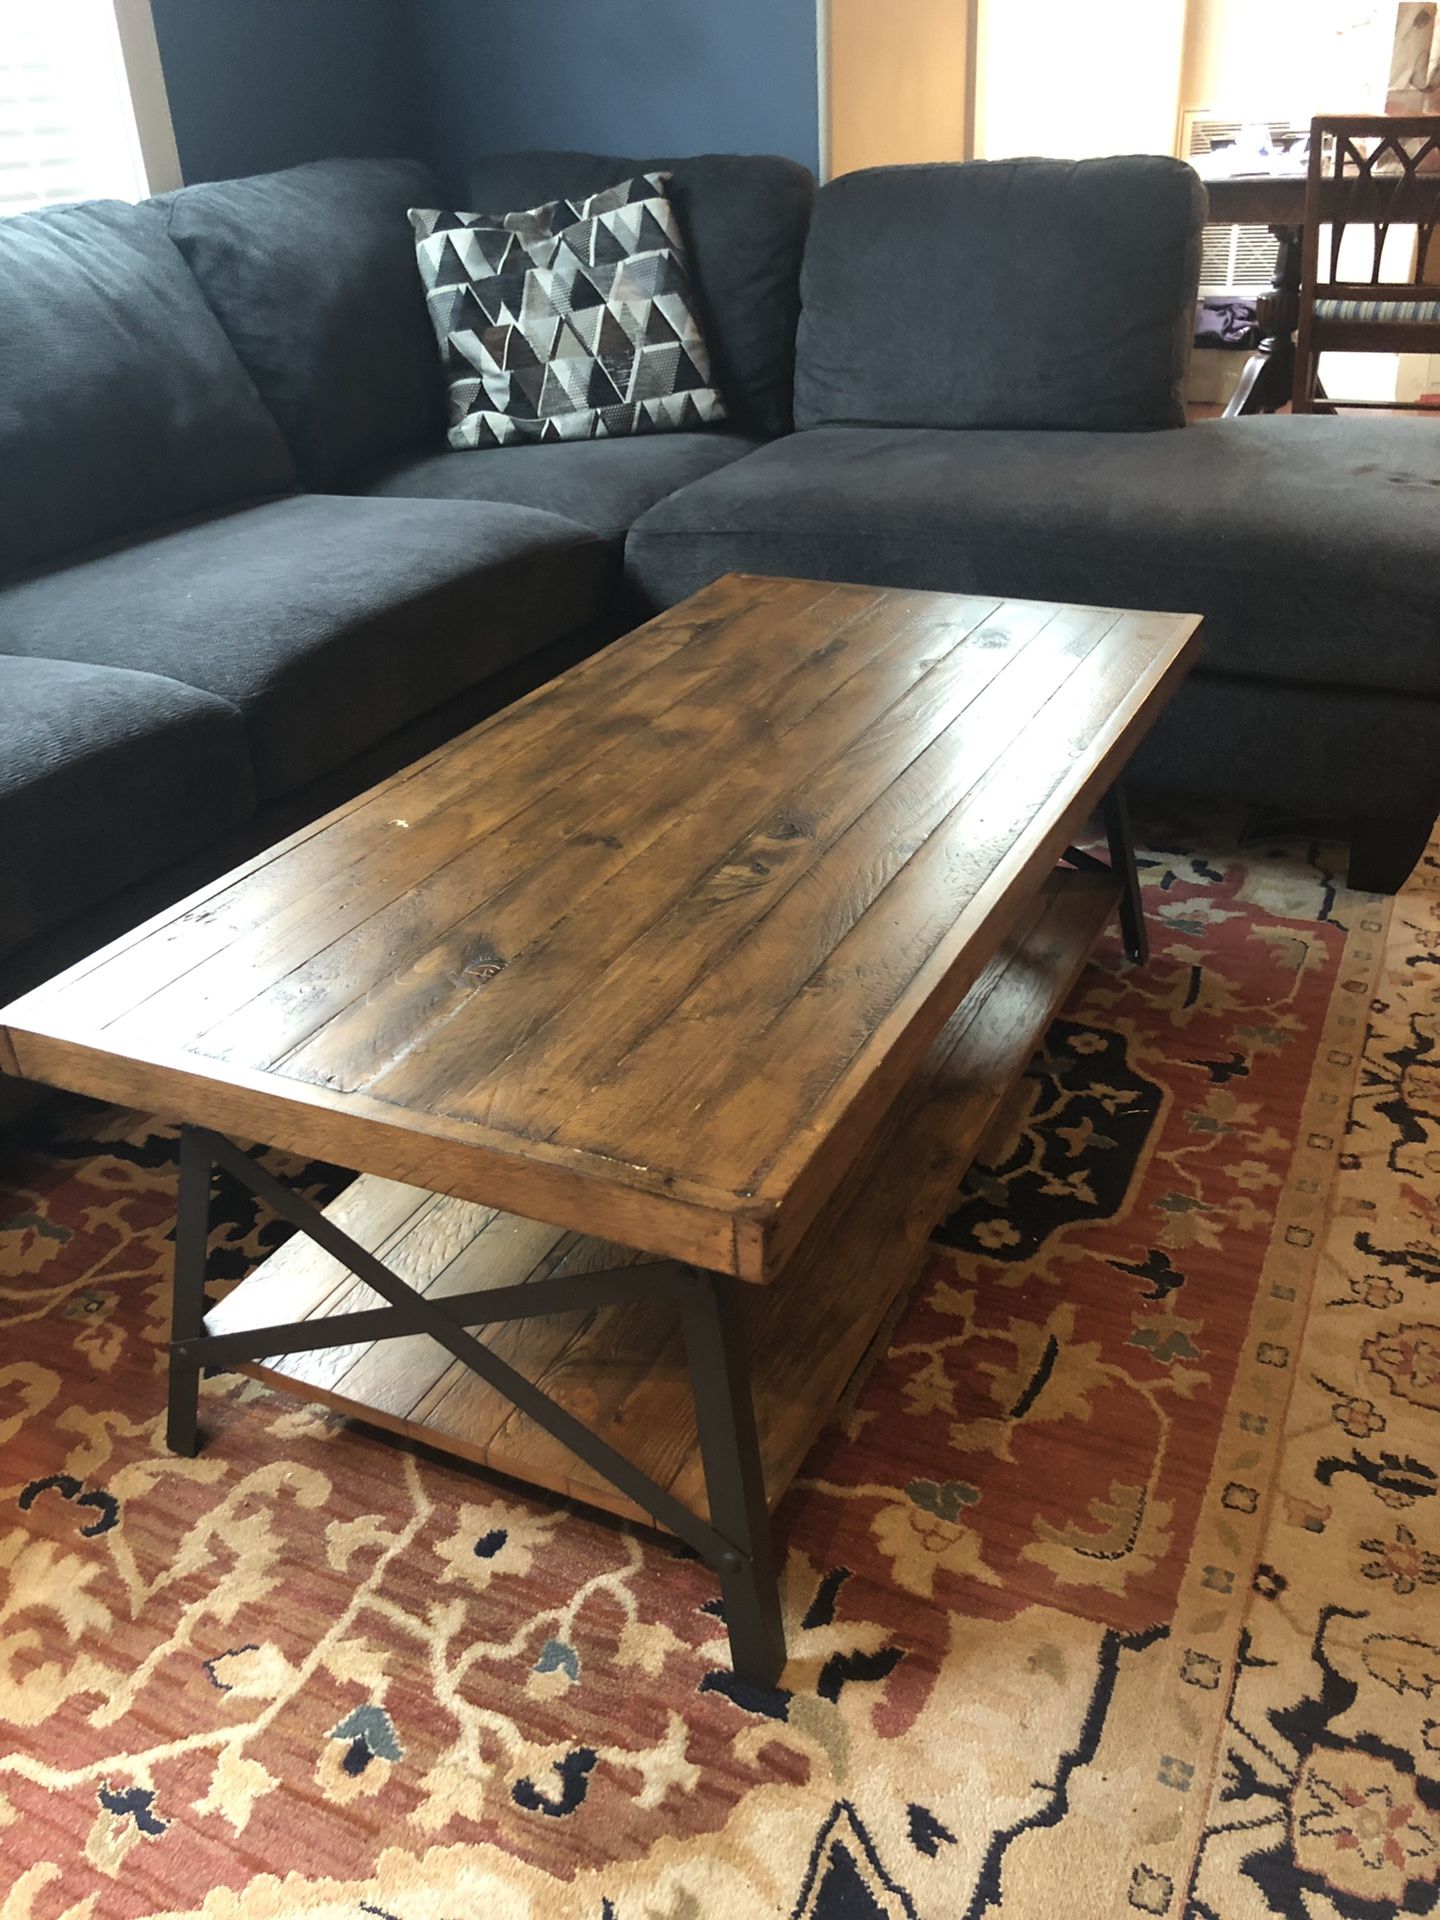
[{"x1": 1291, "y1": 114, "x2": 1440, "y2": 411}]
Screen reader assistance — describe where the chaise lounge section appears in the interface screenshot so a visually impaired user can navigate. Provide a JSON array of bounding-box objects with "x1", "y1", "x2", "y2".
[
  {"x1": 625, "y1": 413, "x2": 1440, "y2": 892},
  {"x1": 625, "y1": 159, "x2": 1440, "y2": 893}
]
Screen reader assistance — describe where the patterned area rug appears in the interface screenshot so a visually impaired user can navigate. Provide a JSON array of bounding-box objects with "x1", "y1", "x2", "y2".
[{"x1": 2, "y1": 812, "x2": 1438, "y2": 1920}]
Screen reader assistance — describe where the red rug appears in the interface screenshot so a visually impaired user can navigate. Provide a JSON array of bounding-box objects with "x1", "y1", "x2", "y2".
[{"x1": 2, "y1": 812, "x2": 1436, "y2": 1918}]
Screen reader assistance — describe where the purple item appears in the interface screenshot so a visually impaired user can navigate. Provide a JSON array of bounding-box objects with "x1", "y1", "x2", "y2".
[{"x1": 1194, "y1": 295, "x2": 1262, "y2": 349}]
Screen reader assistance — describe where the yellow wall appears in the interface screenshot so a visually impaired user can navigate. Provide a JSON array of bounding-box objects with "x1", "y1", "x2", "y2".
[
  {"x1": 825, "y1": 0, "x2": 974, "y2": 177},
  {"x1": 826, "y1": 1, "x2": 1404, "y2": 178}
]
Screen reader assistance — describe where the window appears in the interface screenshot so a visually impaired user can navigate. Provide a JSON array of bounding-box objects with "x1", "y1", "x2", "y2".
[
  {"x1": 977, "y1": 0, "x2": 1189, "y2": 161},
  {"x1": 0, "y1": 0, "x2": 179, "y2": 218}
]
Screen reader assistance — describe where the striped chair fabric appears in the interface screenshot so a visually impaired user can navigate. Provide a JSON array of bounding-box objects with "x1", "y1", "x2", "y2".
[{"x1": 1313, "y1": 296, "x2": 1440, "y2": 323}]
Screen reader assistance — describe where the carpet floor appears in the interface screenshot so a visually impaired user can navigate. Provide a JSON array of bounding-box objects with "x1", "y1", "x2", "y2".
[{"x1": 1, "y1": 811, "x2": 1437, "y2": 1920}]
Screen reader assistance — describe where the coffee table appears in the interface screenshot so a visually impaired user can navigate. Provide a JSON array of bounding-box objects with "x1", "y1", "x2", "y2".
[{"x1": 0, "y1": 574, "x2": 1201, "y2": 1684}]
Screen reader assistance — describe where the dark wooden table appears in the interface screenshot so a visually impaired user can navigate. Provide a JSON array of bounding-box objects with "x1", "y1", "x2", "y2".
[
  {"x1": 1202, "y1": 174, "x2": 1310, "y2": 416},
  {"x1": 0, "y1": 574, "x2": 1201, "y2": 1685}
]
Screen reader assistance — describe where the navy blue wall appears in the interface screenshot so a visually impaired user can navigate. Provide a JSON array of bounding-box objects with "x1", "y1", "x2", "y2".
[
  {"x1": 151, "y1": 0, "x2": 418, "y2": 183},
  {"x1": 152, "y1": 0, "x2": 822, "y2": 190},
  {"x1": 414, "y1": 0, "x2": 821, "y2": 192}
]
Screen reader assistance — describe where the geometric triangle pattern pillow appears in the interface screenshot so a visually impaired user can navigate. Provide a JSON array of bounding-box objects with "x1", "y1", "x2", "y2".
[{"x1": 409, "y1": 173, "x2": 727, "y2": 450}]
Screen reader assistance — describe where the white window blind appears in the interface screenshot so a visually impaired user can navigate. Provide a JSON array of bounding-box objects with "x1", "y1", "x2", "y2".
[{"x1": 0, "y1": 2, "x2": 148, "y2": 217}]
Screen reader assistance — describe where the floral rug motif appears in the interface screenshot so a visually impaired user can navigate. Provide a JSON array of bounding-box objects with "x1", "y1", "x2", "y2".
[{"x1": 1, "y1": 811, "x2": 1437, "y2": 1919}]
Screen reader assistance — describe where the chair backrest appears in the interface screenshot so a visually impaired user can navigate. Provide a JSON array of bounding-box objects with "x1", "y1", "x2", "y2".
[{"x1": 1301, "y1": 114, "x2": 1440, "y2": 301}]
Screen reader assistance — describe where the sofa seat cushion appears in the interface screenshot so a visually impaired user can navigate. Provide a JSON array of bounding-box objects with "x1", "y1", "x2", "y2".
[
  {"x1": 461, "y1": 152, "x2": 814, "y2": 437},
  {"x1": 0, "y1": 656, "x2": 255, "y2": 963},
  {"x1": 0, "y1": 199, "x2": 295, "y2": 578},
  {"x1": 356, "y1": 429, "x2": 764, "y2": 543},
  {"x1": 794, "y1": 157, "x2": 1206, "y2": 434},
  {"x1": 0, "y1": 496, "x2": 609, "y2": 800},
  {"x1": 625, "y1": 415, "x2": 1440, "y2": 698},
  {"x1": 162, "y1": 159, "x2": 446, "y2": 488}
]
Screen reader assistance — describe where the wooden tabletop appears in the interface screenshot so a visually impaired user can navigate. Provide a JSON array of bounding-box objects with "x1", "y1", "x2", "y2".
[
  {"x1": 1202, "y1": 173, "x2": 1309, "y2": 227},
  {"x1": 1201, "y1": 172, "x2": 1438, "y2": 228},
  {"x1": 0, "y1": 575, "x2": 1201, "y2": 1281}
]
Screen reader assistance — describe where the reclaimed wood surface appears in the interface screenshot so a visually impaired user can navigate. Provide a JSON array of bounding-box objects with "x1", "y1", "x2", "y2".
[
  {"x1": 0, "y1": 574, "x2": 1201, "y2": 1281},
  {"x1": 205, "y1": 868, "x2": 1120, "y2": 1525}
]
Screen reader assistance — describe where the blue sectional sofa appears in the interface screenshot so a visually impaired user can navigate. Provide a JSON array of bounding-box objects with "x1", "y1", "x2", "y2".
[{"x1": 1, "y1": 149, "x2": 1437, "y2": 1023}]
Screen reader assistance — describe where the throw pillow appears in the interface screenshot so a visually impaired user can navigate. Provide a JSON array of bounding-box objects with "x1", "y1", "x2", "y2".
[{"x1": 410, "y1": 173, "x2": 727, "y2": 449}]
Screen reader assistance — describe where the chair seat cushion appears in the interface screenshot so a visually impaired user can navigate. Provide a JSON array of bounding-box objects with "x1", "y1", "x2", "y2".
[
  {"x1": 625, "y1": 414, "x2": 1440, "y2": 697},
  {"x1": 1313, "y1": 296, "x2": 1440, "y2": 323},
  {"x1": 0, "y1": 495, "x2": 609, "y2": 800},
  {"x1": 354, "y1": 429, "x2": 764, "y2": 543},
  {"x1": 0, "y1": 655, "x2": 255, "y2": 963}
]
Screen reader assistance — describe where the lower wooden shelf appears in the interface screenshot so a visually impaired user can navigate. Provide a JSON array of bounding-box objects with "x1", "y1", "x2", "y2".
[{"x1": 204, "y1": 867, "x2": 1120, "y2": 1531}]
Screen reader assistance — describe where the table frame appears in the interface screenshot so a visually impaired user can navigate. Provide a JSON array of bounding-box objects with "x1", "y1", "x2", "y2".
[
  {"x1": 163, "y1": 785, "x2": 1148, "y2": 1688},
  {"x1": 1199, "y1": 178, "x2": 1315, "y2": 417}
]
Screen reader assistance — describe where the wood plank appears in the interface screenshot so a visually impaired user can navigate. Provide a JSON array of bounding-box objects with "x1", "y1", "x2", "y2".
[
  {"x1": 409, "y1": 1233, "x2": 666, "y2": 1511},
  {"x1": 262, "y1": 1194, "x2": 505, "y2": 1393},
  {"x1": 403, "y1": 1231, "x2": 647, "y2": 1431},
  {"x1": 217, "y1": 867, "x2": 1116, "y2": 1528}
]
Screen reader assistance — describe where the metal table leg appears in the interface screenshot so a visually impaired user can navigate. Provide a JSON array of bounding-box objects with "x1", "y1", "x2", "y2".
[
  {"x1": 679, "y1": 1266, "x2": 786, "y2": 1687},
  {"x1": 166, "y1": 1126, "x2": 213, "y2": 1457},
  {"x1": 1101, "y1": 780, "x2": 1149, "y2": 966}
]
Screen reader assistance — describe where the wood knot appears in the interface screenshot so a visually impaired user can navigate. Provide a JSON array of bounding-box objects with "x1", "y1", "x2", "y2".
[
  {"x1": 464, "y1": 942, "x2": 506, "y2": 983},
  {"x1": 771, "y1": 813, "x2": 815, "y2": 842}
]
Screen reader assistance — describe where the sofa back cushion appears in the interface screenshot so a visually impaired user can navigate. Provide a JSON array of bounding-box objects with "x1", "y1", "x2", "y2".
[
  {"x1": 462, "y1": 151, "x2": 814, "y2": 437},
  {"x1": 0, "y1": 199, "x2": 294, "y2": 578},
  {"x1": 794, "y1": 157, "x2": 1207, "y2": 433},
  {"x1": 163, "y1": 158, "x2": 447, "y2": 488}
]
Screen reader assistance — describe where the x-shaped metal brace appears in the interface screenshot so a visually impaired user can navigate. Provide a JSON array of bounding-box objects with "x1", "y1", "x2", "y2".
[{"x1": 166, "y1": 1126, "x2": 787, "y2": 1686}]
